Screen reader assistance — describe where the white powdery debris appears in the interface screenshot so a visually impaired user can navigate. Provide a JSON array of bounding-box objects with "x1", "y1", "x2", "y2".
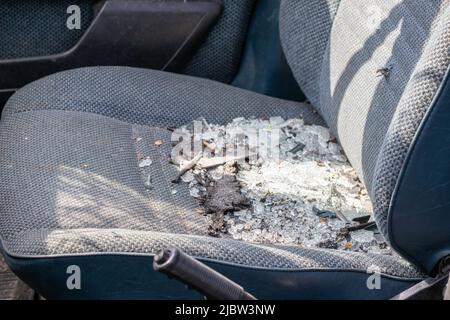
[
  {"x1": 238, "y1": 161, "x2": 371, "y2": 218},
  {"x1": 177, "y1": 117, "x2": 392, "y2": 255}
]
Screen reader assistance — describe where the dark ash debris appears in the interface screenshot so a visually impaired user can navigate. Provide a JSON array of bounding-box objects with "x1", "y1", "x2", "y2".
[{"x1": 198, "y1": 164, "x2": 249, "y2": 237}]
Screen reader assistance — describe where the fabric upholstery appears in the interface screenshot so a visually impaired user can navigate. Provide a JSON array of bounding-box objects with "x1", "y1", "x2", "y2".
[
  {"x1": 182, "y1": 0, "x2": 256, "y2": 83},
  {"x1": 2, "y1": 66, "x2": 323, "y2": 126},
  {"x1": 0, "y1": 67, "x2": 423, "y2": 279},
  {"x1": 372, "y1": 2, "x2": 450, "y2": 236},
  {"x1": 0, "y1": 0, "x2": 253, "y2": 85},
  {"x1": 281, "y1": 0, "x2": 450, "y2": 239},
  {"x1": 280, "y1": 0, "x2": 342, "y2": 107},
  {"x1": 0, "y1": 0, "x2": 93, "y2": 60}
]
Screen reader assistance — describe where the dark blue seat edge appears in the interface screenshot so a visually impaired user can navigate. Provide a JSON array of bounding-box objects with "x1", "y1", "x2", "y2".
[
  {"x1": 2, "y1": 251, "x2": 422, "y2": 300},
  {"x1": 388, "y1": 66, "x2": 450, "y2": 274}
]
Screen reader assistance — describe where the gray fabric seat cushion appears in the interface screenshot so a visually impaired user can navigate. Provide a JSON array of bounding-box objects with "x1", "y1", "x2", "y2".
[{"x1": 0, "y1": 67, "x2": 423, "y2": 279}]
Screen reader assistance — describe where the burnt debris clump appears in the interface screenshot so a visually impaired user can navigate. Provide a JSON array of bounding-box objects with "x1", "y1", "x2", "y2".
[{"x1": 199, "y1": 164, "x2": 249, "y2": 236}]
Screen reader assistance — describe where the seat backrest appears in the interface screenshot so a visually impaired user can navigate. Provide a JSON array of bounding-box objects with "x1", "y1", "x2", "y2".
[{"x1": 280, "y1": 0, "x2": 450, "y2": 273}]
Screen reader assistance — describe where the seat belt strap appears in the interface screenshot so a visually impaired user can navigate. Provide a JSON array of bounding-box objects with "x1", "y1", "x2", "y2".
[
  {"x1": 392, "y1": 256, "x2": 450, "y2": 300},
  {"x1": 444, "y1": 274, "x2": 450, "y2": 300}
]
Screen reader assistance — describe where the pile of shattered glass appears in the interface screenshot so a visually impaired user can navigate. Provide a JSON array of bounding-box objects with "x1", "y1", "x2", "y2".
[{"x1": 171, "y1": 117, "x2": 391, "y2": 255}]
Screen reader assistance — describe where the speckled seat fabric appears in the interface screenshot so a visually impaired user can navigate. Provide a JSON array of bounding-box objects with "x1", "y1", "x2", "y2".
[
  {"x1": 1, "y1": 0, "x2": 450, "y2": 299},
  {"x1": 0, "y1": 0, "x2": 255, "y2": 84}
]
